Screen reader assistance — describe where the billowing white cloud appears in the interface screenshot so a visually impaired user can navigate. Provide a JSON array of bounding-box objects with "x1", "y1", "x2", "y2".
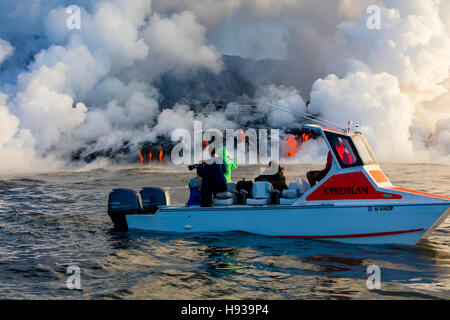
[
  {"x1": 44, "y1": 0, "x2": 151, "y2": 70},
  {"x1": 308, "y1": 67, "x2": 416, "y2": 162},
  {"x1": 142, "y1": 10, "x2": 223, "y2": 76},
  {"x1": 0, "y1": 93, "x2": 19, "y2": 147},
  {"x1": 328, "y1": 0, "x2": 450, "y2": 102},
  {"x1": 0, "y1": 0, "x2": 449, "y2": 174},
  {"x1": 304, "y1": 0, "x2": 450, "y2": 162},
  {"x1": 0, "y1": 39, "x2": 14, "y2": 65},
  {"x1": 255, "y1": 85, "x2": 307, "y2": 127}
]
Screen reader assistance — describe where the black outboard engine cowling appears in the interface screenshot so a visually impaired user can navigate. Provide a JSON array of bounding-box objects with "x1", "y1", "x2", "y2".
[
  {"x1": 139, "y1": 187, "x2": 170, "y2": 209},
  {"x1": 108, "y1": 188, "x2": 142, "y2": 231},
  {"x1": 107, "y1": 187, "x2": 169, "y2": 231},
  {"x1": 108, "y1": 188, "x2": 142, "y2": 212}
]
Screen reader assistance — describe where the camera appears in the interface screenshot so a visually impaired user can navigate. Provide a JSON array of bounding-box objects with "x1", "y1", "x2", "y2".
[{"x1": 188, "y1": 163, "x2": 203, "y2": 171}]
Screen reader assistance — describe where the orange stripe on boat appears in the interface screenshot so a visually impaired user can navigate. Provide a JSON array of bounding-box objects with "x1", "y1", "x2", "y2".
[
  {"x1": 318, "y1": 126, "x2": 346, "y2": 134},
  {"x1": 391, "y1": 187, "x2": 450, "y2": 200},
  {"x1": 369, "y1": 170, "x2": 389, "y2": 183}
]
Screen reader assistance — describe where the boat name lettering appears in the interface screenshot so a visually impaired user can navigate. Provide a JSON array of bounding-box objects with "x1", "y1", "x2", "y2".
[{"x1": 323, "y1": 186, "x2": 369, "y2": 196}]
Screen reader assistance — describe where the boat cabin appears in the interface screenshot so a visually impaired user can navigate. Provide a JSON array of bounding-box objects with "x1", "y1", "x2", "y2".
[
  {"x1": 293, "y1": 124, "x2": 397, "y2": 205},
  {"x1": 221, "y1": 123, "x2": 400, "y2": 207},
  {"x1": 272, "y1": 124, "x2": 448, "y2": 206},
  {"x1": 210, "y1": 124, "x2": 448, "y2": 207}
]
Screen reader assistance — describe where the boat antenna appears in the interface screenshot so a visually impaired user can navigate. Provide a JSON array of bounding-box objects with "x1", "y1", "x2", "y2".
[{"x1": 347, "y1": 121, "x2": 353, "y2": 134}]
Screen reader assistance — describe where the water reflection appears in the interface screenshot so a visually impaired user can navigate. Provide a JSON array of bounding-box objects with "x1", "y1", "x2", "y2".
[
  {"x1": 98, "y1": 229, "x2": 449, "y2": 299},
  {"x1": 201, "y1": 247, "x2": 240, "y2": 278},
  {"x1": 0, "y1": 163, "x2": 448, "y2": 299}
]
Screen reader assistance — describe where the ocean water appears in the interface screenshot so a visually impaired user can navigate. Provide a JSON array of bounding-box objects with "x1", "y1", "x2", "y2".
[{"x1": 0, "y1": 163, "x2": 449, "y2": 299}]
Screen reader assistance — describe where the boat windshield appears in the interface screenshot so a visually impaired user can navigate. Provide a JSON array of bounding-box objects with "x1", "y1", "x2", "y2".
[
  {"x1": 351, "y1": 134, "x2": 378, "y2": 165},
  {"x1": 324, "y1": 131, "x2": 363, "y2": 168}
]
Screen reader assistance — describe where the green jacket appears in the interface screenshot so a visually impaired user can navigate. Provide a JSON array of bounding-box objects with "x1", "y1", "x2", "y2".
[{"x1": 219, "y1": 148, "x2": 238, "y2": 182}]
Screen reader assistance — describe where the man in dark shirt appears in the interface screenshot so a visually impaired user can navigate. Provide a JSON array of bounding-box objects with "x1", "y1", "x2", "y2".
[
  {"x1": 197, "y1": 149, "x2": 227, "y2": 207},
  {"x1": 306, "y1": 151, "x2": 332, "y2": 187}
]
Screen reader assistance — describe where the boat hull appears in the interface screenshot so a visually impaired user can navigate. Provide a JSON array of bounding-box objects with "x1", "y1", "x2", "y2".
[{"x1": 125, "y1": 203, "x2": 450, "y2": 245}]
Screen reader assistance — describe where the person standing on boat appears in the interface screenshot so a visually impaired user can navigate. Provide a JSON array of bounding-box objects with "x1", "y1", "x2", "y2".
[
  {"x1": 198, "y1": 148, "x2": 227, "y2": 207},
  {"x1": 219, "y1": 147, "x2": 238, "y2": 183}
]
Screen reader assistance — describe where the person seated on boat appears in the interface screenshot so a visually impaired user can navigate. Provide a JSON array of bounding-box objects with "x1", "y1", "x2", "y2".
[
  {"x1": 186, "y1": 174, "x2": 202, "y2": 207},
  {"x1": 219, "y1": 147, "x2": 238, "y2": 183},
  {"x1": 306, "y1": 151, "x2": 332, "y2": 187},
  {"x1": 335, "y1": 140, "x2": 353, "y2": 165},
  {"x1": 197, "y1": 148, "x2": 228, "y2": 207},
  {"x1": 255, "y1": 160, "x2": 288, "y2": 193}
]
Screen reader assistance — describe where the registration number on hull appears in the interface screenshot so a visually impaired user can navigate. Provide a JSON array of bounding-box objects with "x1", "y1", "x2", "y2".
[{"x1": 368, "y1": 205, "x2": 394, "y2": 212}]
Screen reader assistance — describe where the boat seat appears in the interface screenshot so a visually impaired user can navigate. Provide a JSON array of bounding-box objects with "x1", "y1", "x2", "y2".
[
  {"x1": 227, "y1": 182, "x2": 237, "y2": 192},
  {"x1": 213, "y1": 191, "x2": 235, "y2": 206},
  {"x1": 298, "y1": 178, "x2": 311, "y2": 193},
  {"x1": 215, "y1": 191, "x2": 234, "y2": 199},
  {"x1": 283, "y1": 182, "x2": 302, "y2": 197},
  {"x1": 280, "y1": 182, "x2": 303, "y2": 205},
  {"x1": 213, "y1": 198, "x2": 235, "y2": 206},
  {"x1": 246, "y1": 181, "x2": 273, "y2": 205},
  {"x1": 227, "y1": 182, "x2": 239, "y2": 204}
]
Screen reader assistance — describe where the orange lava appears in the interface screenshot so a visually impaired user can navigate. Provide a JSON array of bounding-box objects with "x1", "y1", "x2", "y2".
[
  {"x1": 302, "y1": 133, "x2": 310, "y2": 142},
  {"x1": 240, "y1": 130, "x2": 246, "y2": 144},
  {"x1": 284, "y1": 134, "x2": 298, "y2": 158}
]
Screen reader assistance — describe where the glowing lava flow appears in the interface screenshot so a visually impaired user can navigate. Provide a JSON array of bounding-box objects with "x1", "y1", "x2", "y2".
[
  {"x1": 284, "y1": 133, "x2": 311, "y2": 158},
  {"x1": 284, "y1": 134, "x2": 298, "y2": 158},
  {"x1": 239, "y1": 130, "x2": 247, "y2": 144},
  {"x1": 302, "y1": 133, "x2": 310, "y2": 143}
]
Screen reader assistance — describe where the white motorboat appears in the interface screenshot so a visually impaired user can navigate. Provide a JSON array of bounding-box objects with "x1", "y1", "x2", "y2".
[{"x1": 107, "y1": 124, "x2": 450, "y2": 246}]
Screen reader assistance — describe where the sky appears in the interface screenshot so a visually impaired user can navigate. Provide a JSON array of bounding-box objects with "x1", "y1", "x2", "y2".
[{"x1": 0, "y1": 0, "x2": 449, "y2": 173}]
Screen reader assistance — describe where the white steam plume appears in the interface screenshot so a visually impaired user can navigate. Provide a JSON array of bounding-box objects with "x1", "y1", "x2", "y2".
[
  {"x1": 0, "y1": 39, "x2": 14, "y2": 65},
  {"x1": 307, "y1": 0, "x2": 450, "y2": 162},
  {"x1": 0, "y1": 0, "x2": 449, "y2": 174}
]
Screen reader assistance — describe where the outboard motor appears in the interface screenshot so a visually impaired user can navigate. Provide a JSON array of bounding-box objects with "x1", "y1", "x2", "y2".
[
  {"x1": 108, "y1": 188, "x2": 142, "y2": 231},
  {"x1": 139, "y1": 187, "x2": 170, "y2": 209}
]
